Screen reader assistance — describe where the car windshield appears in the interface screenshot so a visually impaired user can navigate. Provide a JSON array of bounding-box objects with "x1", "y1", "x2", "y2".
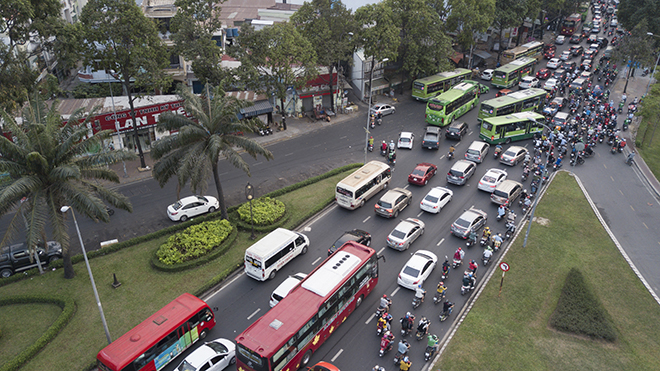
[
  {"x1": 424, "y1": 194, "x2": 439, "y2": 203},
  {"x1": 455, "y1": 217, "x2": 471, "y2": 228},
  {"x1": 412, "y1": 169, "x2": 425, "y2": 176},
  {"x1": 205, "y1": 342, "x2": 228, "y2": 354},
  {"x1": 448, "y1": 127, "x2": 460, "y2": 133},
  {"x1": 177, "y1": 360, "x2": 197, "y2": 371},
  {"x1": 172, "y1": 201, "x2": 183, "y2": 210},
  {"x1": 378, "y1": 201, "x2": 393, "y2": 209},
  {"x1": 402, "y1": 265, "x2": 421, "y2": 278},
  {"x1": 400, "y1": 138, "x2": 411, "y2": 143},
  {"x1": 391, "y1": 229, "x2": 407, "y2": 239},
  {"x1": 482, "y1": 175, "x2": 496, "y2": 183}
]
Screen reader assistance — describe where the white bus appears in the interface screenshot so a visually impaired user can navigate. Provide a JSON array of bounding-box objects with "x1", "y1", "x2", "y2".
[
  {"x1": 244, "y1": 228, "x2": 310, "y2": 281},
  {"x1": 336, "y1": 161, "x2": 392, "y2": 210}
]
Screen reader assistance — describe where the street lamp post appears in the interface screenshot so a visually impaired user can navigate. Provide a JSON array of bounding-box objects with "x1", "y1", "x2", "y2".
[
  {"x1": 522, "y1": 119, "x2": 551, "y2": 248},
  {"x1": 60, "y1": 206, "x2": 112, "y2": 344},
  {"x1": 245, "y1": 183, "x2": 256, "y2": 240},
  {"x1": 365, "y1": 57, "x2": 389, "y2": 164}
]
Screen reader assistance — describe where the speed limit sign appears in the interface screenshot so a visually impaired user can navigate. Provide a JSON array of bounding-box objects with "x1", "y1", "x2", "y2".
[{"x1": 500, "y1": 262, "x2": 510, "y2": 272}]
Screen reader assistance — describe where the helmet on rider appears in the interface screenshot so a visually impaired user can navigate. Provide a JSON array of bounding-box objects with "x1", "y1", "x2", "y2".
[
  {"x1": 383, "y1": 294, "x2": 387, "y2": 298},
  {"x1": 457, "y1": 247, "x2": 462, "y2": 251},
  {"x1": 439, "y1": 281, "x2": 444, "y2": 286}
]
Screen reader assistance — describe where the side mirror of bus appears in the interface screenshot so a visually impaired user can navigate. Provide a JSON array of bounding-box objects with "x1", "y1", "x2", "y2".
[{"x1": 378, "y1": 253, "x2": 387, "y2": 263}]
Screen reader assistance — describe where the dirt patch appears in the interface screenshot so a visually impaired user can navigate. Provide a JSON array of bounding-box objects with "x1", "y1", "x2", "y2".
[{"x1": 533, "y1": 216, "x2": 550, "y2": 226}]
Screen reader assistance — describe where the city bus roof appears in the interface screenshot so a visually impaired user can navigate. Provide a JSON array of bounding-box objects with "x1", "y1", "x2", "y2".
[
  {"x1": 430, "y1": 81, "x2": 478, "y2": 103},
  {"x1": 235, "y1": 242, "x2": 373, "y2": 356},
  {"x1": 495, "y1": 57, "x2": 536, "y2": 73},
  {"x1": 338, "y1": 161, "x2": 389, "y2": 188},
  {"x1": 414, "y1": 68, "x2": 471, "y2": 84},
  {"x1": 484, "y1": 111, "x2": 545, "y2": 124},
  {"x1": 481, "y1": 88, "x2": 546, "y2": 108}
]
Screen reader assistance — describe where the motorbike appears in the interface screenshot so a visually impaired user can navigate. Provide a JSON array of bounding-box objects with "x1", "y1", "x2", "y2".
[
  {"x1": 106, "y1": 206, "x2": 115, "y2": 216},
  {"x1": 380, "y1": 147, "x2": 388, "y2": 156},
  {"x1": 623, "y1": 119, "x2": 630, "y2": 131},
  {"x1": 461, "y1": 282, "x2": 474, "y2": 296},
  {"x1": 496, "y1": 208, "x2": 506, "y2": 222},
  {"x1": 482, "y1": 250, "x2": 492, "y2": 266},
  {"x1": 415, "y1": 327, "x2": 427, "y2": 341},
  {"x1": 400, "y1": 319, "x2": 413, "y2": 337},
  {"x1": 377, "y1": 117, "x2": 383, "y2": 126},
  {"x1": 368, "y1": 143, "x2": 374, "y2": 152},
  {"x1": 377, "y1": 321, "x2": 390, "y2": 337},
  {"x1": 447, "y1": 151, "x2": 454, "y2": 160},
  {"x1": 424, "y1": 344, "x2": 438, "y2": 361},
  {"x1": 412, "y1": 295, "x2": 422, "y2": 309},
  {"x1": 571, "y1": 155, "x2": 585, "y2": 165},
  {"x1": 492, "y1": 238, "x2": 502, "y2": 252},
  {"x1": 642, "y1": 68, "x2": 650, "y2": 77},
  {"x1": 376, "y1": 303, "x2": 390, "y2": 317},
  {"x1": 522, "y1": 167, "x2": 530, "y2": 182},
  {"x1": 433, "y1": 290, "x2": 445, "y2": 305},
  {"x1": 626, "y1": 156, "x2": 635, "y2": 166},
  {"x1": 379, "y1": 338, "x2": 393, "y2": 358},
  {"x1": 628, "y1": 103, "x2": 637, "y2": 113},
  {"x1": 466, "y1": 236, "x2": 477, "y2": 248},
  {"x1": 441, "y1": 258, "x2": 450, "y2": 280},
  {"x1": 452, "y1": 258, "x2": 462, "y2": 269},
  {"x1": 504, "y1": 222, "x2": 516, "y2": 240},
  {"x1": 393, "y1": 348, "x2": 408, "y2": 366},
  {"x1": 479, "y1": 235, "x2": 489, "y2": 247},
  {"x1": 494, "y1": 146, "x2": 503, "y2": 159}
]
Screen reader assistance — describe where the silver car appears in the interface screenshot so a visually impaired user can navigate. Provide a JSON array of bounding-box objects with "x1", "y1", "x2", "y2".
[
  {"x1": 375, "y1": 187, "x2": 413, "y2": 218},
  {"x1": 451, "y1": 208, "x2": 488, "y2": 239},
  {"x1": 499, "y1": 146, "x2": 528, "y2": 166},
  {"x1": 386, "y1": 218, "x2": 426, "y2": 251},
  {"x1": 370, "y1": 103, "x2": 396, "y2": 116}
]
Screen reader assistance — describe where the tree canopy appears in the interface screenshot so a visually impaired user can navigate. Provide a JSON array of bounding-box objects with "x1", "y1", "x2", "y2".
[
  {"x1": 618, "y1": 0, "x2": 660, "y2": 38},
  {"x1": 446, "y1": 0, "x2": 496, "y2": 64},
  {"x1": 354, "y1": 3, "x2": 401, "y2": 68}
]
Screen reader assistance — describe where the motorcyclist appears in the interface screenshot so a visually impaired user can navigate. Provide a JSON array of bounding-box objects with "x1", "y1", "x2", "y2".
[
  {"x1": 453, "y1": 247, "x2": 465, "y2": 262},
  {"x1": 380, "y1": 294, "x2": 392, "y2": 312},
  {"x1": 380, "y1": 330, "x2": 395, "y2": 351},
  {"x1": 468, "y1": 259, "x2": 478, "y2": 276},
  {"x1": 462, "y1": 271, "x2": 473, "y2": 289},
  {"x1": 627, "y1": 150, "x2": 636, "y2": 164},
  {"x1": 449, "y1": 145, "x2": 455, "y2": 154},
  {"x1": 506, "y1": 211, "x2": 516, "y2": 225},
  {"x1": 381, "y1": 140, "x2": 388, "y2": 152},
  {"x1": 498, "y1": 204, "x2": 507, "y2": 219},
  {"x1": 388, "y1": 149, "x2": 396, "y2": 164},
  {"x1": 442, "y1": 258, "x2": 450, "y2": 274},
  {"x1": 427, "y1": 334, "x2": 439, "y2": 351},
  {"x1": 400, "y1": 312, "x2": 415, "y2": 333},
  {"x1": 436, "y1": 281, "x2": 447, "y2": 298},
  {"x1": 417, "y1": 316, "x2": 430, "y2": 336},
  {"x1": 399, "y1": 356, "x2": 411, "y2": 371},
  {"x1": 442, "y1": 300, "x2": 454, "y2": 316},
  {"x1": 468, "y1": 229, "x2": 478, "y2": 245},
  {"x1": 369, "y1": 136, "x2": 374, "y2": 148},
  {"x1": 483, "y1": 246, "x2": 493, "y2": 262},
  {"x1": 378, "y1": 313, "x2": 390, "y2": 332},
  {"x1": 389, "y1": 140, "x2": 395, "y2": 152},
  {"x1": 397, "y1": 339, "x2": 410, "y2": 355},
  {"x1": 415, "y1": 284, "x2": 426, "y2": 303},
  {"x1": 482, "y1": 227, "x2": 491, "y2": 240},
  {"x1": 373, "y1": 366, "x2": 385, "y2": 371},
  {"x1": 493, "y1": 233, "x2": 503, "y2": 250}
]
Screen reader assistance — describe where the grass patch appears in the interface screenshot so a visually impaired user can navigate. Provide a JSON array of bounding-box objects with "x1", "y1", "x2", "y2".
[
  {"x1": 549, "y1": 268, "x2": 616, "y2": 342},
  {"x1": 438, "y1": 172, "x2": 660, "y2": 370},
  {"x1": 0, "y1": 168, "x2": 354, "y2": 371},
  {"x1": 0, "y1": 303, "x2": 62, "y2": 366},
  {"x1": 636, "y1": 118, "x2": 660, "y2": 179}
]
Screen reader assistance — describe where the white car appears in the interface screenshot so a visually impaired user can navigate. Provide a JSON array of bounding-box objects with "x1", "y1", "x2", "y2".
[
  {"x1": 397, "y1": 250, "x2": 438, "y2": 290},
  {"x1": 386, "y1": 218, "x2": 426, "y2": 251},
  {"x1": 370, "y1": 103, "x2": 396, "y2": 116},
  {"x1": 269, "y1": 272, "x2": 307, "y2": 307},
  {"x1": 176, "y1": 338, "x2": 236, "y2": 371},
  {"x1": 420, "y1": 186, "x2": 453, "y2": 214},
  {"x1": 555, "y1": 35, "x2": 565, "y2": 44},
  {"x1": 167, "y1": 195, "x2": 220, "y2": 222},
  {"x1": 559, "y1": 51, "x2": 571, "y2": 61},
  {"x1": 518, "y1": 76, "x2": 539, "y2": 89},
  {"x1": 546, "y1": 58, "x2": 561, "y2": 69},
  {"x1": 480, "y1": 69, "x2": 494, "y2": 81},
  {"x1": 543, "y1": 78, "x2": 559, "y2": 91},
  {"x1": 398, "y1": 132, "x2": 414, "y2": 149},
  {"x1": 477, "y1": 168, "x2": 508, "y2": 192}
]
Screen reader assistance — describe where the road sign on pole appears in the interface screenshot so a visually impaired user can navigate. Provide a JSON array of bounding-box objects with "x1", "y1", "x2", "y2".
[
  {"x1": 500, "y1": 262, "x2": 510, "y2": 272},
  {"x1": 499, "y1": 262, "x2": 510, "y2": 297}
]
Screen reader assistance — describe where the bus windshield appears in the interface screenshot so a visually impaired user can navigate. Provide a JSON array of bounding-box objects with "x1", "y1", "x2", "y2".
[
  {"x1": 481, "y1": 104, "x2": 494, "y2": 114},
  {"x1": 427, "y1": 101, "x2": 445, "y2": 111},
  {"x1": 237, "y1": 344, "x2": 268, "y2": 371},
  {"x1": 336, "y1": 187, "x2": 352, "y2": 197},
  {"x1": 494, "y1": 71, "x2": 507, "y2": 79}
]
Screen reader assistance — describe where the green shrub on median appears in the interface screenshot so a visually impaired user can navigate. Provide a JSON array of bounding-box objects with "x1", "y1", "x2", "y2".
[
  {"x1": 156, "y1": 219, "x2": 233, "y2": 265},
  {"x1": 237, "y1": 197, "x2": 285, "y2": 225}
]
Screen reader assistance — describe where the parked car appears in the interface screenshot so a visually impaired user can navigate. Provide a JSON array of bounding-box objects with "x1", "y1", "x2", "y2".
[
  {"x1": 398, "y1": 131, "x2": 414, "y2": 149},
  {"x1": 518, "y1": 76, "x2": 540, "y2": 89},
  {"x1": 546, "y1": 58, "x2": 561, "y2": 69},
  {"x1": 499, "y1": 146, "x2": 528, "y2": 166},
  {"x1": 370, "y1": 103, "x2": 396, "y2": 116},
  {"x1": 446, "y1": 160, "x2": 477, "y2": 186},
  {"x1": 420, "y1": 186, "x2": 453, "y2": 213},
  {"x1": 422, "y1": 126, "x2": 441, "y2": 150},
  {"x1": 445, "y1": 121, "x2": 468, "y2": 140},
  {"x1": 536, "y1": 68, "x2": 551, "y2": 79},
  {"x1": 0, "y1": 241, "x2": 63, "y2": 278},
  {"x1": 328, "y1": 229, "x2": 371, "y2": 256},
  {"x1": 408, "y1": 162, "x2": 438, "y2": 186},
  {"x1": 375, "y1": 187, "x2": 412, "y2": 218},
  {"x1": 396, "y1": 250, "x2": 438, "y2": 290},
  {"x1": 477, "y1": 168, "x2": 508, "y2": 193},
  {"x1": 387, "y1": 218, "x2": 426, "y2": 251},
  {"x1": 451, "y1": 208, "x2": 488, "y2": 239},
  {"x1": 270, "y1": 272, "x2": 308, "y2": 307},
  {"x1": 167, "y1": 195, "x2": 219, "y2": 222},
  {"x1": 175, "y1": 338, "x2": 236, "y2": 371},
  {"x1": 480, "y1": 69, "x2": 494, "y2": 80}
]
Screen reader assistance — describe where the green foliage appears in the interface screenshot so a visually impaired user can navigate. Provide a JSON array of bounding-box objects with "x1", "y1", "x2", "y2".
[
  {"x1": 447, "y1": 0, "x2": 496, "y2": 51},
  {"x1": 549, "y1": 268, "x2": 617, "y2": 341},
  {"x1": 237, "y1": 197, "x2": 285, "y2": 226},
  {"x1": 354, "y1": 3, "x2": 400, "y2": 65},
  {"x1": 612, "y1": 19, "x2": 655, "y2": 70},
  {"x1": 71, "y1": 83, "x2": 124, "y2": 99},
  {"x1": 618, "y1": 0, "x2": 660, "y2": 38},
  {"x1": 0, "y1": 295, "x2": 76, "y2": 371},
  {"x1": 156, "y1": 219, "x2": 232, "y2": 265},
  {"x1": 151, "y1": 227, "x2": 237, "y2": 272}
]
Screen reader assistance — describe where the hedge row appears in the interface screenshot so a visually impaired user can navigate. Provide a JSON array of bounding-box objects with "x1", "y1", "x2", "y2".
[
  {"x1": 150, "y1": 227, "x2": 238, "y2": 273},
  {"x1": 230, "y1": 208, "x2": 290, "y2": 233},
  {"x1": 237, "y1": 197, "x2": 285, "y2": 225},
  {"x1": 0, "y1": 295, "x2": 76, "y2": 371},
  {"x1": 156, "y1": 219, "x2": 233, "y2": 265},
  {"x1": 549, "y1": 268, "x2": 617, "y2": 342}
]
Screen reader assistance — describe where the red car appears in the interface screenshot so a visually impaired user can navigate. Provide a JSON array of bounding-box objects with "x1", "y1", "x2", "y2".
[
  {"x1": 496, "y1": 89, "x2": 513, "y2": 97},
  {"x1": 536, "y1": 68, "x2": 551, "y2": 79},
  {"x1": 408, "y1": 162, "x2": 438, "y2": 186},
  {"x1": 544, "y1": 50, "x2": 555, "y2": 59}
]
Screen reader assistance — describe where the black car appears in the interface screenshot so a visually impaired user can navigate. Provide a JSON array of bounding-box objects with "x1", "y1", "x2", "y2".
[
  {"x1": 445, "y1": 121, "x2": 468, "y2": 140},
  {"x1": 596, "y1": 37, "x2": 609, "y2": 48},
  {"x1": 569, "y1": 45, "x2": 584, "y2": 57},
  {"x1": 328, "y1": 229, "x2": 371, "y2": 255},
  {"x1": 561, "y1": 61, "x2": 577, "y2": 73},
  {"x1": 1, "y1": 241, "x2": 63, "y2": 278},
  {"x1": 569, "y1": 34, "x2": 583, "y2": 44},
  {"x1": 582, "y1": 49, "x2": 596, "y2": 61},
  {"x1": 422, "y1": 126, "x2": 441, "y2": 150}
]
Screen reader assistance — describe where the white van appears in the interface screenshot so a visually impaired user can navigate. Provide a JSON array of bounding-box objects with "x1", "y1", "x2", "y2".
[{"x1": 244, "y1": 228, "x2": 310, "y2": 281}]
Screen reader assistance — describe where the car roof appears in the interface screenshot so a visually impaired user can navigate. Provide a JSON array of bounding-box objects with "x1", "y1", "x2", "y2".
[
  {"x1": 394, "y1": 219, "x2": 422, "y2": 233},
  {"x1": 408, "y1": 250, "x2": 437, "y2": 266},
  {"x1": 468, "y1": 140, "x2": 488, "y2": 149},
  {"x1": 506, "y1": 145, "x2": 526, "y2": 152},
  {"x1": 381, "y1": 187, "x2": 411, "y2": 202},
  {"x1": 400, "y1": 131, "x2": 413, "y2": 138},
  {"x1": 485, "y1": 168, "x2": 507, "y2": 176},
  {"x1": 427, "y1": 186, "x2": 452, "y2": 197},
  {"x1": 185, "y1": 342, "x2": 218, "y2": 368},
  {"x1": 273, "y1": 273, "x2": 308, "y2": 297},
  {"x1": 415, "y1": 162, "x2": 435, "y2": 170},
  {"x1": 425, "y1": 126, "x2": 441, "y2": 133}
]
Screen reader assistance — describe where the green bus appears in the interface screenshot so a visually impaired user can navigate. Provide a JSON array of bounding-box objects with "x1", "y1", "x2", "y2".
[
  {"x1": 491, "y1": 57, "x2": 537, "y2": 89},
  {"x1": 412, "y1": 68, "x2": 472, "y2": 101},
  {"x1": 479, "y1": 111, "x2": 546, "y2": 144},
  {"x1": 425, "y1": 80, "x2": 480, "y2": 126},
  {"x1": 478, "y1": 88, "x2": 546, "y2": 122}
]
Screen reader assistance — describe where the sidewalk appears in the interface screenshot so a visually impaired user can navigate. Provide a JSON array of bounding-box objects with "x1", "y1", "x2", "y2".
[{"x1": 609, "y1": 68, "x2": 660, "y2": 198}]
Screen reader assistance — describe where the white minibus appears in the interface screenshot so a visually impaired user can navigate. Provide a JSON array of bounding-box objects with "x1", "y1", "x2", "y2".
[
  {"x1": 244, "y1": 228, "x2": 309, "y2": 281},
  {"x1": 335, "y1": 161, "x2": 391, "y2": 210}
]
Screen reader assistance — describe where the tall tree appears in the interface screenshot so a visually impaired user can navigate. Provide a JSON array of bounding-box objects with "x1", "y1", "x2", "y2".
[
  {"x1": 80, "y1": 0, "x2": 172, "y2": 169},
  {"x1": 0, "y1": 97, "x2": 136, "y2": 279},
  {"x1": 618, "y1": 0, "x2": 660, "y2": 38},
  {"x1": 231, "y1": 22, "x2": 318, "y2": 114},
  {"x1": 171, "y1": 0, "x2": 228, "y2": 87},
  {"x1": 151, "y1": 86, "x2": 274, "y2": 220},
  {"x1": 0, "y1": 0, "x2": 64, "y2": 113},
  {"x1": 446, "y1": 0, "x2": 496, "y2": 67},
  {"x1": 291, "y1": 0, "x2": 356, "y2": 112},
  {"x1": 612, "y1": 19, "x2": 655, "y2": 93},
  {"x1": 493, "y1": 0, "x2": 529, "y2": 62},
  {"x1": 384, "y1": 0, "x2": 453, "y2": 83}
]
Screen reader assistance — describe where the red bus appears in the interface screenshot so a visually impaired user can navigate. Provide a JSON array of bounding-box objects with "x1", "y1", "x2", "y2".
[
  {"x1": 235, "y1": 241, "x2": 379, "y2": 371},
  {"x1": 561, "y1": 13, "x2": 582, "y2": 35},
  {"x1": 97, "y1": 293, "x2": 216, "y2": 371}
]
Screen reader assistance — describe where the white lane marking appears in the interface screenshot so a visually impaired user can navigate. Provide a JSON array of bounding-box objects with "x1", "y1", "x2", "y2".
[
  {"x1": 312, "y1": 256, "x2": 322, "y2": 265},
  {"x1": 417, "y1": 211, "x2": 423, "y2": 217},
  {"x1": 404, "y1": 184, "x2": 410, "y2": 189},
  {"x1": 363, "y1": 216, "x2": 371, "y2": 223},
  {"x1": 437, "y1": 238, "x2": 445, "y2": 246},
  {"x1": 340, "y1": 136, "x2": 348, "y2": 139},
  {"x1": 204, "y1": 271, "x2": 245, "y2": 301},
  {"x1": 391, "y1": 287, "x2": 401, "y2": 297},
  {"x1": 313, "y1": 143, "x2": 322, "y2": 148},
  {"x1": 253, "y1": 162, "x2": 263, "y2": 166},
  {"x1": 285, "y1": 152, "x2": 293, "y2": 157},
  {"x1": 247, "y1": 308, "x2": 261, "y2": 320},
  {"x1": 440, "y1": 154, "x2": 445, "y2": 159},
  {"x1": 331, "y1": 349, "x2": 344, "y2": 362},
  {"x1": 378, "y1": 247, "x2": 386, "y2": 255},
  {"x1": 365, "y1": 313, "x2": 377, "y2": 325}
]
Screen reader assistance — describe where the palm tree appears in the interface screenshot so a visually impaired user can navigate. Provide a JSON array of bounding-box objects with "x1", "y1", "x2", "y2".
[
  {"x1": 0, "y1": 97, "x2": 136, "y2": 279},
  {"x1": 151, "y1": 86, "x2": 274, "y2": 220}
]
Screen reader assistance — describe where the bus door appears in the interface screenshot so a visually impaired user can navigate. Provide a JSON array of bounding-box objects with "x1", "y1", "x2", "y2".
[
  {"x1": 498, "y1": 125, "x2": 506, "y2": 140},
  {"x1": 515, "y1": 102, "x2": 523, "y2": 113}
]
